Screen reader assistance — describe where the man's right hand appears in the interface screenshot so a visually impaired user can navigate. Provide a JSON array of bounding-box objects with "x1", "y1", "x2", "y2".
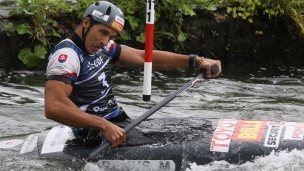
[
  {"x1": 45, "y1": 80, "x2": 127, "y2": 147},
  {"x1": 100, "y1": 119, "x2": 126, "y2": 147}
]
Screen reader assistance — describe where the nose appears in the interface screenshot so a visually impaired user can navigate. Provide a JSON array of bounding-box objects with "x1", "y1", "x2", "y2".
[{"x1": 100, "y1": 37, "x2": 110, "y2": 47}]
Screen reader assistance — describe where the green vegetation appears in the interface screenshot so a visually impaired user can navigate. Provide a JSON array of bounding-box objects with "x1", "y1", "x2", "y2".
[
  {"x1": 5, "y1": 0, "x2": 73, "y2": 67},
  {"x1": 226, "y1": 0, "x2": 285, "y2": 23},
  {"x1": 3, "y1": 0, "x2": 304, "y2": 67},
  {"x1": 285, "y1": 1, "x2": 304, "y2": 34},
  {"x1": 225, "y1": 0, "x2": 304, "y2": 35}
]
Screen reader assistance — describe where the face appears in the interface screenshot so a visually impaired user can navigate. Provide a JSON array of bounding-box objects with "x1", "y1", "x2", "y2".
[{"x1": 82, "y1": 17, "x2": 118, "y2": 54}]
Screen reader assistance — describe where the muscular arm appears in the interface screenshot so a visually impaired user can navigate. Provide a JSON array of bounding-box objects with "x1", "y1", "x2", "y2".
[
  {"x1": 44, "y1": 80, "x2": 126, "y2": 147},
  {"x1": 115, "y1": 45, "x2": 221, "y2": 78},
  {"x1": 115, "y1": 45, "x2": 189, "y2": 70}
]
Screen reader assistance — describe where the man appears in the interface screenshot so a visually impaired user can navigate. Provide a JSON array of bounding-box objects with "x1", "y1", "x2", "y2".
[{"x1": 44, "y1": 1, "x2": 222, "y2": 147}]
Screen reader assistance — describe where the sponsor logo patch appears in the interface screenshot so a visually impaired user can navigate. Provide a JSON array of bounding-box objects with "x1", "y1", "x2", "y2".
[
  {"x1": 232, "y1": 120, "x2": 266, "y2": 142},
  {"x1": 264, "y1": 121, "x2": 285, "y2": 147},
  {"x1": 283, "y1": 122, "x2": 304, "y2": 140},
  {"x1": 115, "y1": 15, "x2": 124, "y2": 25},
  {"x1": 58, "y1": 54, "x2": 68, "y2": 63},
  {"x1": 210, "y1": 119, "x2": 238, "y2": 152},
  {"x1": 110, "y1": 20, "x2": 123, "y2": 32},
  {"x1": 92, "y1": 9, "x2": 109, "y2": 21},
  {"x1": 87, "y1": 55, "x2": 107, "y2": 70}
]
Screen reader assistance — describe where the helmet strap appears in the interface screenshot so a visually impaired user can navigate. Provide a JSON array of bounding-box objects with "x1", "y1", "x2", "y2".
[{"x1": 81, "y1": 16, "x2": 97, "y2": 54}]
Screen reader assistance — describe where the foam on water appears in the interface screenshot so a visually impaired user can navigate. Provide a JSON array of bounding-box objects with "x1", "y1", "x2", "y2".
[
  {"x1": 64, "y1": 149, "x2": 304, "y2": 171},
  {"x1": 0, "y1": 157, "x2": 75, "y2": 171},
  {"x1": 83, "y1": 163, "x2": 101, "y2": 171},
  {"x1": 187, "y1": 149, "x2": 304, "y2": 171}
]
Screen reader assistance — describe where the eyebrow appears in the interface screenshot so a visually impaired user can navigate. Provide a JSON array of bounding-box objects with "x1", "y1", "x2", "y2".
[{"x1": 100, "y1": 28, "x2": 117, "y2": 37}]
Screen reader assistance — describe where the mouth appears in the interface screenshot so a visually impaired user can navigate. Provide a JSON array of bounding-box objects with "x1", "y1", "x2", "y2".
[{"x1": 92, "y1": 44, "x2": 100, "y2": 52}]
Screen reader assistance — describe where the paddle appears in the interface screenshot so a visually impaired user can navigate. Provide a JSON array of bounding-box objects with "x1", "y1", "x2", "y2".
[{"x1": 84, "y1": 64, "x2": 220, "y2": 162}]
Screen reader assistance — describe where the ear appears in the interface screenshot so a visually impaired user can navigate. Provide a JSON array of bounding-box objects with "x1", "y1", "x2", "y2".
[{"x1": 82, "y1": 17, "x2": 91, "y2": 29}]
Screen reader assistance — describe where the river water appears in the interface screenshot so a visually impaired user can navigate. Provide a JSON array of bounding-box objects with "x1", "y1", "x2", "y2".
[
  {"x1": 0, "y1": 65, "x2": 303, "y2": 171},
  {"x1": 1, "y1": 1, "x2": 304, "y2": 170},
  {"x1": 0, "y1": 0, "x2": 14, "y2": 17}
]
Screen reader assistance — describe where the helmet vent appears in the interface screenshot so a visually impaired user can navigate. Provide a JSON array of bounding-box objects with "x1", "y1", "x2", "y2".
[{"x1": 106, "y1": 7, "x2": 111, "y2": 15}]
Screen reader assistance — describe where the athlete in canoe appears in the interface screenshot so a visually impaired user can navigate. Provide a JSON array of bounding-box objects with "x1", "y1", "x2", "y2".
[{"x1": 44, "y1": 1, "x2": 222, "y2": 148}]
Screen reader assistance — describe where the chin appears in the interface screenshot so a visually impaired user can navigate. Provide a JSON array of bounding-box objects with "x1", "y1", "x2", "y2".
[{"x1": 87, "y1": 50, "x2": 95, "y2": 55}]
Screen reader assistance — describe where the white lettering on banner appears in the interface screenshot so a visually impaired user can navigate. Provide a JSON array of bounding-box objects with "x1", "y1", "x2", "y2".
[
  {"x1": 97, "y1": 160, "x2": 175, "y2": 171},
  {"x1": 210, "y1": 119, "x2": 238, "y2": 152},
  {"x1": 41, "y1": 125, "x2": 75, "y2": 154},
  {"x1": 284, "y1": 122, "x2": 304, "y2": 140},
  {"x1": 264, "y1": 122, "x2": 284, "y2": 147}
]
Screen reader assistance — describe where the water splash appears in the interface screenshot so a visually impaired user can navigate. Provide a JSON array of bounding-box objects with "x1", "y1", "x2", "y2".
[{"x1": 187, "y1": 149, "x2": 304, "y2": 171}]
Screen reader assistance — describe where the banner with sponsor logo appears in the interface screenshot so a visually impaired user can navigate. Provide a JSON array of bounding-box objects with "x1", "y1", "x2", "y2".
[{"x1": 210, "y1": 119, "x2": 304, "y2": 153}]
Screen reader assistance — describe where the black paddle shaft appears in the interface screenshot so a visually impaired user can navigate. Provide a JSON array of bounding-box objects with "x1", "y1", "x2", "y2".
[{"x1": 85, "y1": 64, "x2": 219, "y2": 162}]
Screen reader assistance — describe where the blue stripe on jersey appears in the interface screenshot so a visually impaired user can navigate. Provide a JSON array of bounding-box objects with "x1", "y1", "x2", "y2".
[
  {"x1": 103, "y1": 107, "x2": 120, "y2": 120},
  {"x1": 50, "y1": 40, "x2": 82, "y2": 58},
  {"x1": 107, "y1": 43, "x2": 116, "y2": 57}
]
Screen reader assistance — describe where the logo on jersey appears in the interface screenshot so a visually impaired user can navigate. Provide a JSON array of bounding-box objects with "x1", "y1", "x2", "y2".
[
  {"x1": 58, "y1": 54, "x2": 68, "y2": 63},
  {"x1": 87, "y1": 56, "x2": 106, "y2": 70}
]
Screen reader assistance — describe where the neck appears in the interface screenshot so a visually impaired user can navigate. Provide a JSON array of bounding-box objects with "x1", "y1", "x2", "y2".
[{"x1": 72, "y1": 26, "x2": 90, "y2": 54}]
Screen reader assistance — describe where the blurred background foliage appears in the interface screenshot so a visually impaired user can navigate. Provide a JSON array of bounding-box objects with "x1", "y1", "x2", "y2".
[{"x1": 3, "y1": 0, "x2": 304, "y2": 67}]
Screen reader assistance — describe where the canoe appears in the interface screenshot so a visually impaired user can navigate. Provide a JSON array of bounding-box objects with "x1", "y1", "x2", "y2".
[{"x1": 1, "y1": 117, "x2": 304, "y2": 171}]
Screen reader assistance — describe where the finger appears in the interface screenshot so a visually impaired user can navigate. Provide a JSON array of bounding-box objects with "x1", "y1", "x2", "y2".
[
  {"x1": 117, "y1": 130, "x2": 126, "y2": 144},
  {"x1": 111, "y1": 131, "x2": 125, "y2": 147},
  {"x1": 122, "y1": 132, "x2": 126, "y2": 142},
  {"x1": 108, "y1": 132, "x2": 118, "y2": 147},
  {"x1": 110, "y1": 136, "x2": 116, "y2": 147},
  {"x1": 205, "y1": 64, "x2": 212, "y2": 78},
  {"x1": 111, "y1": 137, "x2": 119, "y2": 147},
  {"x1": 119, "y1": 128, "x2": 126, "y2": 142}
]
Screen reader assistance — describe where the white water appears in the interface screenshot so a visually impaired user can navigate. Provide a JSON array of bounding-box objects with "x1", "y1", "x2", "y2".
[
  {"x1": 187, "y1": 150, "x2": 304, "y2": 171},
  {"x1": 81, "y1": 150, "x2": 304, "y2": 171},
  {"x1": 0, "y1": 66, "x2": 303, "y2": 170}
]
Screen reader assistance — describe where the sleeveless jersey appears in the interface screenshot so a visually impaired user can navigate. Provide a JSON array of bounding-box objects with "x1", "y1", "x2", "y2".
[{"x1": 46, "y1": 35, "x2": 121, "y2": 118}]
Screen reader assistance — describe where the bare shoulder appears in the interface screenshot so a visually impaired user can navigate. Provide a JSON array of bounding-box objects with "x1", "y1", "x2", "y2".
[
  {"x1": 120, "y1": 45, "x2": 130, "y2": 49},
  {"x1": 115, "y1": 45, "x2": 131, "y2": 66}
]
